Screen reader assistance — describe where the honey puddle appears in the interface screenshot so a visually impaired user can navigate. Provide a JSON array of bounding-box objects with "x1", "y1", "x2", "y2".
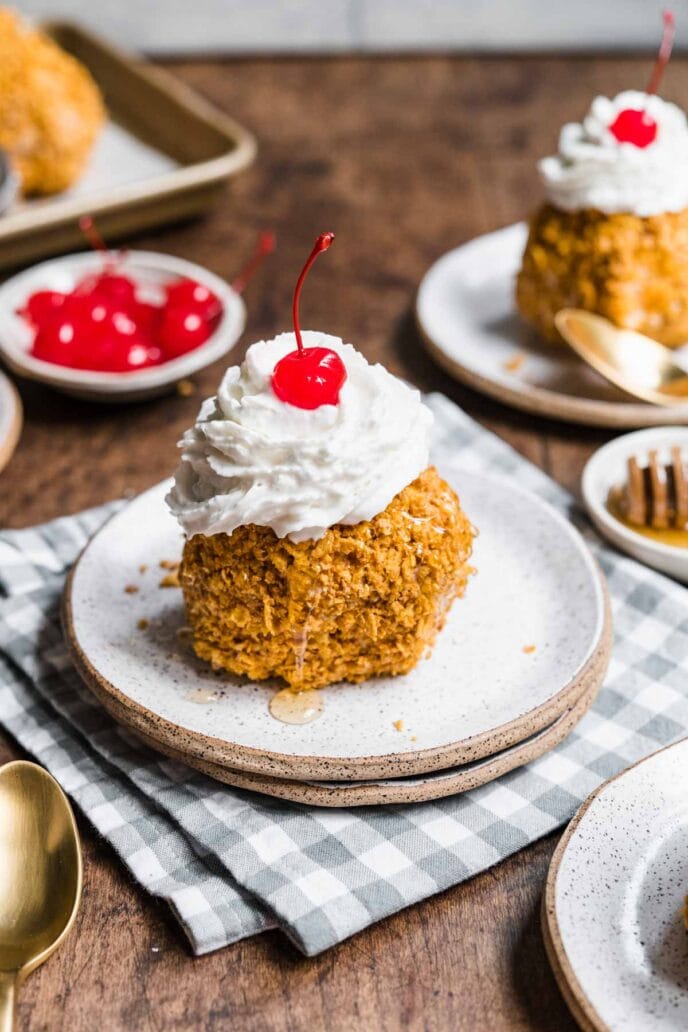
[
  {"x1": 607, "y1": 496, "x2": 688, "y2": 549},
  {"x1": 269, "y1": 687, "x2": 324, "y2": 725},
  {"x1": 186, "y1": 687, "x2": 223, "y2": 704}
]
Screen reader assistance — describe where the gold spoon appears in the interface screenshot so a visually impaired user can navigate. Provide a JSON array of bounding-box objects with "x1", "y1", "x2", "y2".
[
  {"x1": 0, "y1": 761, "x2": 82, "y2": 1031},
  {"x1": 555, "y1": 308, "x2": 688, "y2": 407}
]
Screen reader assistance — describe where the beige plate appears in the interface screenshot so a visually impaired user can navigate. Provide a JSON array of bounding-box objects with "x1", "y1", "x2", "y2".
[
  {"x1": 0, "y1": 22, "x2": 256, "y2": 271},
  {"x1": 416, "y1": 223, "x2": 688, "y2": 429},
  {"x1": 62, "y1": 471, "x2": 612, "y2": 783},
  {"x1": 132, "y1": 666, "x2": 600, "y2": 806},
  {"x1": 0, "y1": 371, "x2": 22, "y2": 474}
]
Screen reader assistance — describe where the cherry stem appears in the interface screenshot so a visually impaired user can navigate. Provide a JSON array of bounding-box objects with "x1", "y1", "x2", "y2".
[
  {"x1": 292, "y1": 232, "x2": 335, "y2": 354},
  {"x1": 646, "y1": 10, "x2": 675, "y2": 96},
  {"x1": 231, "y1": 230, "x2": 276, "y2": 294},
  {"x1": 78, "y1": 215, "x2": 117, "y2": 272}
]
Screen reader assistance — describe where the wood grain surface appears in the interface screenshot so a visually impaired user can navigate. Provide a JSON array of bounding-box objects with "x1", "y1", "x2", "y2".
[{"x1": 0, "y1": 52, "x2": 665, "y2": 1031}]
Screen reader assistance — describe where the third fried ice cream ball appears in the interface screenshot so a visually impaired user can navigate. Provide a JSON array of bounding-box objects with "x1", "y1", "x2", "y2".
[
  {"x1": 517, "y1": 14, "x2": 688, "y2": 348},
  {"x1": 0, "y1": 8, "x2": 104, "y2": 195}
]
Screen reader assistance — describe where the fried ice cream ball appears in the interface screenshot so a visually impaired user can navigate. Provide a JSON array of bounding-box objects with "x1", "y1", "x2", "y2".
[
  {"x1": 0, "y1": 8, "x2": 105, "y2": 195},
  {"x1": 179, "y1": 466, "x2": 476, "y2": 691},
  {"x1": 516, "y1": 203, "x2": 688, "y2": 348}
]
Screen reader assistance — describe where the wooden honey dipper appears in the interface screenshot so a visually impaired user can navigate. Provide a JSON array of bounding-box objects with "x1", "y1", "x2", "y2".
[{"x1": 609, "y1": 447, "x2": 688, "y2": 531}]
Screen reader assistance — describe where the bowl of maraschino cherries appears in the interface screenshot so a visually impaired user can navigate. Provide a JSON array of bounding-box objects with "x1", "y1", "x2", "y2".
[{"x1": 0, "y1": 219, "x2": 275, "y2": 402}]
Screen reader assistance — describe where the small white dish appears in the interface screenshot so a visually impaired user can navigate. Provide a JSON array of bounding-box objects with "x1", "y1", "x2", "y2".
[
  {"x1": 416, "y1": 224, "x2": 688, "y2": 429},
  {"x1": 64, "y1": 467, "x2": 610, "y2": 783},
  {"x1": 582, "y1": 427, "x2": 688, "y2": 584},
  {"x1": 0, "y1": 250, "x2": 246, "y2": 403},
  {"x1": 0, "y1": 370, "x2": 22, "y2": 473},
  {"x1": 544, "y1": 737, "x2": 688, "y2": 1032}
]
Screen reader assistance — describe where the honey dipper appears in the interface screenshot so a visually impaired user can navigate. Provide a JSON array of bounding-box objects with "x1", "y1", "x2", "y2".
[{"x1": 608, "y1": 447, "x2": 688, "y2": 531}]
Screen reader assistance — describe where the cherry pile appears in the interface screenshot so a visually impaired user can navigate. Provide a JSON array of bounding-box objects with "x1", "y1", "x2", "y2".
[{"x1": 23, "y1": 269, "x2": 222, "y2": 373}]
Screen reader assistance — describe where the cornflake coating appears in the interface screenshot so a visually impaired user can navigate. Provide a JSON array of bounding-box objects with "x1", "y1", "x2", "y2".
[
  {"x1": 0, "y1": 9, "x2": 104, "y2": 195},
  {"x1": 516, "y1": 203, "x2": 688, "y2": 347},
  {"x1": 179, "y1": 467, "x2": 476, "y2": 690}
]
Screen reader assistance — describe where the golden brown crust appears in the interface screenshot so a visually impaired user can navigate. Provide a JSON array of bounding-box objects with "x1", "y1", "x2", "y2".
[
  {"x1": 179, "y1": 467, "x2": 476, "y2": 690},
  {"x1": 516, "y1": 203, "x2": 688, "y2": 348},
  {"x1": 0, "y1": 9, "x2": 105, "y2": 195}
]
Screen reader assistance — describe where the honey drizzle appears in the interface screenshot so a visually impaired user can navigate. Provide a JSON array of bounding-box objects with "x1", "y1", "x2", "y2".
[
  {"x1": 269, "y1": 688, "x2": 324, "y2": 725},
  {"x1": 607, "y1": 495, "x2": 688, "y2": 549}
]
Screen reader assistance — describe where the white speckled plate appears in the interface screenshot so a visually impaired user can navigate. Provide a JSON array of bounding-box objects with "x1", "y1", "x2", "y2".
[
  {"x1": 0, "y1": 370, "x2": 22, "y2": 474},
  {"x1": 544, "y1": 738, "x2": 688, "y2": 1032},
  {"x1": 131, "y1": 668, "x2": 601, "y2": 806},
  {"x1": 64, "y1": 468, "x2": 611, "y2": 782},
  {"x1": 416, "y1": 223, "x2": 688, "y2": 429}
]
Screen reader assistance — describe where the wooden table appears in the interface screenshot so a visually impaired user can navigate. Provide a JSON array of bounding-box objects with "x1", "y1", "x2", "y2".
[{"x1": 0, "y1": 52, "x2": 662, "y2": 1031}]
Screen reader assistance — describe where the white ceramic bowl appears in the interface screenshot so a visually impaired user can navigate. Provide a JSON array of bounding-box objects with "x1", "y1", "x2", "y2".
[
  {"x1": 0, "y1": 250, "x2": 246, "y2": 402},
  {"x1": 582, "y1": 426, "x2": 688, "y2": 584}
]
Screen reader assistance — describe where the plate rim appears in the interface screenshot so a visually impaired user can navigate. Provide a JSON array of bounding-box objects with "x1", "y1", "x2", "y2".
[
  {"x1": 127, "y1": 657, "x2": 602, "y2": 806},
  {"x1": 416, "y1": 224, "x2": 688, "y2": 430},
  {"x1": 542, "y1": 736, "x2": 688, "y2": 1032},
  {"x1": 62, "y1": 472, "x2": 613, "y2": 782},
  {"x1": 0, "y1": 370, "x2": 22, "y2": 474}
]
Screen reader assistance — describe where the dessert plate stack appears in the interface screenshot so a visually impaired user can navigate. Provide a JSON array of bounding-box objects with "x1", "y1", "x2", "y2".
[{"x1": 64, "y1": 469, "x2": 612, "y2": 806}]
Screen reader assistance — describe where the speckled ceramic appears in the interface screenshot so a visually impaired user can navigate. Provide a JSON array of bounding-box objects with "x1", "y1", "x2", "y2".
[
  {"x1": 0, "y1": 251, "x2": 245, "y2": 402},
  {"x1": 583, "y1": 427, "x2": 688, "y2": 585},
  {"x1": 64, "y1": 468, "x2": 611, "y2": 782},
  {"x1": 0, "y1": 370, "x2": 22, "y2": 474},
  {"x1": 416, "y1": 224, "x2": 688, "y2": 429},
  {"x1": 544, "y1": 738, "x2": 688, "y2": 1032},
  {"x1": 130, "y1": 665, "x2": 601, "y2": 806}
]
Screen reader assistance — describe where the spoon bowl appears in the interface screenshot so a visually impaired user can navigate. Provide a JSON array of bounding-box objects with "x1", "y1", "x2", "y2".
[
  {"x1": 0, "y1": 761, "x2": 82, "y2": 1030},
  {"x1": 555, "y1": 309, "x2": 688, "y2": 407}
]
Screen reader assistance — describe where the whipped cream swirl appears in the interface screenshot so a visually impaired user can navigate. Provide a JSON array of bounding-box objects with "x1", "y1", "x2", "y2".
[
  {"x1": 539, "y1": 91, "x2": 688, "y2": 216},
  {"x1": 167, "y1": 331, "x2": 433, "y2": 542}
]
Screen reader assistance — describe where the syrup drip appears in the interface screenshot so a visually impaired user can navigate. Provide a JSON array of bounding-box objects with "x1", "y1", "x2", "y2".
[
  {"x1": 269, "y1": 688, "x2": 324, "y2": 725},
  {"x1": 186, "y1": 687, "x2": 224, "y2": 704}
]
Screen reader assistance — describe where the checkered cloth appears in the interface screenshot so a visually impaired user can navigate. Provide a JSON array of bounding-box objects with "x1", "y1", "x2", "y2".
[{"x1": 1, "y1": 393, "x2": 687, "y2": 956}]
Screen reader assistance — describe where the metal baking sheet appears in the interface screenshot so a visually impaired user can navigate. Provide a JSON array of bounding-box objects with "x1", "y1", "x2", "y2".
[{"x1": 0, "y1": 21, "x2": 256, "y2": 270}]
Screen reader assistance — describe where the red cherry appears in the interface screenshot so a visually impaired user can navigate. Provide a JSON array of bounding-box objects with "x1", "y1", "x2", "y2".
[
  {"x1": 130, "y1": 300, "x2": 162, "y2": 337},
  {"x1": 117, "y1": 340, "x2": 162, "y2": 372},
  {"x1": 165, "y1": 279, "x2": 221, "y2": 322},
  {"x1": 271, "y1": 232, "x2": 346, "y2": 409},
  {"x1": 610, "y1": 11, "x2": 676, "y2": 149},
  {"x1": 272, "y1": 347, "x2": 347, "y2": 409},
  {"x1": 20, "y1": 290, "x2": 67, "y2": 326},
  {"x1": 91, "y1": 272, "x2": 138, "y2": 309},
  {"x1": 609, "y1": 109, "x2": 657, "y2": 147},
  {"x1": 31, "y1": 320, "x2": 78, "y2": 366},
  {"x1": 158, "y1": 307, "x2": 212, "y2": 358}
]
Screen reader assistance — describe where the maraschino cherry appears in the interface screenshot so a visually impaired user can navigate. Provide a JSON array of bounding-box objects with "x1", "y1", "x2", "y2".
[
  {"x1": 77, "y1": 216, "x2": 138, "y2": 307},
  {"x1": 609, "y1": 10, "x2": 675, "y2": 148},
  {"x1": 271, "y1": 232, "x2": 347, "y2": 409},
  {"x1": 24, "y1": 220, "x2": 275, "y2": 372}
]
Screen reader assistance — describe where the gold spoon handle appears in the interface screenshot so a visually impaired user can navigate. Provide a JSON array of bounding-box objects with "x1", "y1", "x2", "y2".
[{"x1": 0, "y1": 973, "x2": 16, "y2": 1032}]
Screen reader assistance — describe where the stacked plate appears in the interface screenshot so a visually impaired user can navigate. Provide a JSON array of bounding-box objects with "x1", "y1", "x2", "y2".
[{"x1": 64, "y1": 467, "x2": 611, "y2": 806}]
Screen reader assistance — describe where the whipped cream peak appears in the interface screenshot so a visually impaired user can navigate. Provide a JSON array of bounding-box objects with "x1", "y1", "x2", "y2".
[
  {"x1": 539, "y1": 91, "x2": 688, "y2": 216},
  {"x1": 167, "y1": 331, "x2": 433, "y2": 542}
]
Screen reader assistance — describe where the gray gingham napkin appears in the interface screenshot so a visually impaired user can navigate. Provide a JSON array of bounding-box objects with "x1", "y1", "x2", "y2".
[{"x1": 0, "y1": 392, "x2": 687, "y2": 956}]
